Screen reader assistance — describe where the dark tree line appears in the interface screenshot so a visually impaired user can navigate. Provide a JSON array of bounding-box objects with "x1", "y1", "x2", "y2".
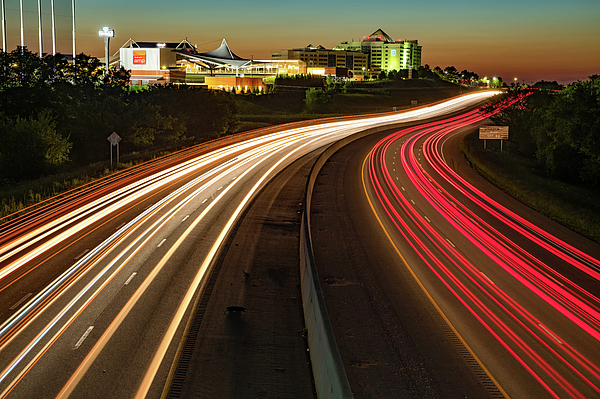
[
  {"x1": 416, "y1": 64, "x2": 481, "y2": 84},
  {"x1": 0, "y1": 47, "x2": 239, "y2": 183},
  {"x1": 485, "y1": 75, "x2": 600, "y2": 186}
]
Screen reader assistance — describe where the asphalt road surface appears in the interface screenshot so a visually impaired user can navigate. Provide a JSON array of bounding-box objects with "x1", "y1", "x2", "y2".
[
  {"x1": 312, "y1": 107, "x2": 600, "y2": 398},
  {"x1": 166, "y1": 150, "x2": 322, "y2": 399},
  {"x1": 0, "y1": 92, "x2": 501, "y2": 398},
  {"x1": 311, "y1": 129, "x2": 500, "y2": 398}
]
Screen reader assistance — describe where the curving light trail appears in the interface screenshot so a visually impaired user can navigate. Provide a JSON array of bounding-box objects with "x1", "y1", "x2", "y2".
[
  {"x1": 365, "y1": 94, "x2": 600, "y2": 398},
  {"x1": 0, "y1": 92, "x2": 497, "y2": 398}
]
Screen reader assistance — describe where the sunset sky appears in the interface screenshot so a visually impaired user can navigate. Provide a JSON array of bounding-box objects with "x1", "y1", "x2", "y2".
[{"x1": 4, "y1": 0, "x2": 599, "y2": 84}]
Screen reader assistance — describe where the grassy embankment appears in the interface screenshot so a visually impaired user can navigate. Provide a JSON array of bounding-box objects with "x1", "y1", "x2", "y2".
[
  {"x1": 461, "y1": 132, "x2": 600, "y2": 244},
  {"x1": 235, "y1": 78, "x2": 467, "y2": 130},
  {"x1": 0, "y1": 79, "x2": 467, "y2": 221}
]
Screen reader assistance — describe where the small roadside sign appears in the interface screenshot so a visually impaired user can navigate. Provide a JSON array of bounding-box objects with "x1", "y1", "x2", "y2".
[
  {"x1": 107, "y1": 132, "x2": 121, "y2": 146},
  {"x1": 479, "y1": 126, "x2": 509, "y2": 152},
  {"x1": 107, "y1": 132, "x2": 121, "y2": 168},
  {"x1": 479, "y1": 126, "x2": 508, "y2": 140}
]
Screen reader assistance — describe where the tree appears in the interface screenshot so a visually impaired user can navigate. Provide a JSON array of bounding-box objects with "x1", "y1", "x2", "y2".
[
  {"x1": 489, "y1": 77, "x2": 504, "y2": 88},
  {"x1": 325, "y1": 74, "x2": 336, "y2": 91},
  {"x1": 490, "y1": 76, "x2": 600, "y2": 186},
  {"x1": 444, "y1": 66, "x2": 458, "y2": 75},
  {"x1": 532, "y1": 80, "x2": 563, "y2": 90},
  {"x1": 0, "y1": 110, "x2": 71, "y2": 181},
  {"x1": 304, "y1": 88, "x2": 332, "y2": 113}
]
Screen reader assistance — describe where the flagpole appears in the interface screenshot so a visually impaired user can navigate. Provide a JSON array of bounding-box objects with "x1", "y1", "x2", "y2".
[
  {"x1": 1, "y1": 0, "x2": 6, "y2": 53},
  {"x1": 72, "y1": 0, "x2": 76, "y2": 64},
  {"x1": 38, "y1": 0, "x2": 43, "y2": 57},
  {"x1": 51, "y1": 0, "x2": 56, "y2": 55},
  {"x1": 20, "y1": 0, "x2": 24, "y2": 53}
]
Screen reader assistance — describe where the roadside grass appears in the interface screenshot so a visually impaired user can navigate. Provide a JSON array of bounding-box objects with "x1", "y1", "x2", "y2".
[
  {"x1": 1, "y1": 164, "x2": 117, "y2": 221},
  {"x1": 461, "y1": 131, "x2": 600, "y2": 244},
  {"x1": 0, "y1": 146, "x2": 177, "y2": 222}
]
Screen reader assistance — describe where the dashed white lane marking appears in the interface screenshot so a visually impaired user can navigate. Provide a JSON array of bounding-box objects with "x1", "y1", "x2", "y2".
[
  {"x1": 446, "y1": 239, "x2": 456, "y2": 248},
  {"x1": 539, "y1": 324, "x2": 562, "y2": 344},
  {"x1": 201, "y1": 199, "x2": 208, "y2": 204},
  {"x1": 480, "y1": 272, "x2": 495, "y2": 285},
  {"x1": 124, "y1": 272, "x2": 137, "y2": 286},
  {"x1": 424, "y1": 216, "x2": 431, "y2": 223},
  {"x1": 10, "y1": 293, "x2": 33, "y2": 310},
  {"x1": 74, "y1": 326, "x2": 94, "y2": 349},
  {"x1": 74, "y1": 249, "x2": 89, "y2": 261},
  {"x1": 182, "y1": 215, "x2": 189, "y2": 222},
  {"x1": 157, "y1": 239, "x2": 166, "y2": 248}
]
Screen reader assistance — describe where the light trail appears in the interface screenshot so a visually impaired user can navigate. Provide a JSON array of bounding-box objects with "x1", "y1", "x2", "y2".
[
  {"x1": 0, "y1": 92, "x2": 498, "y2": 398},
  {"x1": 364, "y1": 94, "x2": 600, "y2": 398}
]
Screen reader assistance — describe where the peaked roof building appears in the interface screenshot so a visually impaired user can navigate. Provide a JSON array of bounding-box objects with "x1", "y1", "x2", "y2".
[
  {"x1": 336, "y1": 29, "x2": 422, "y2": 74},
  {"x1": 191, "y1": 39, "x2": 251, "y2": 69}
]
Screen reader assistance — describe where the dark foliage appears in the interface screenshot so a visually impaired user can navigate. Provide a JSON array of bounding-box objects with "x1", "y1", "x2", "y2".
[
  {"x1": 0, "y1": 47, "x2": 239, "y2": 183},
  {"x1": 488, "y1": 76, "x2": 600, "y2": 186}
]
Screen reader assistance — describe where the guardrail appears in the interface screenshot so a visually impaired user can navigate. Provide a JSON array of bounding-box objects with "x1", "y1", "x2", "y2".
[{"x1": 300, "y1": 122, "x2": 410, "y2": 399}]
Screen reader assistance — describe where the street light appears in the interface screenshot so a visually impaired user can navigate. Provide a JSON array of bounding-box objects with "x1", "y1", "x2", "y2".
[{"x1": 98, "y1": 27, "x2": 114, "y2": 76}]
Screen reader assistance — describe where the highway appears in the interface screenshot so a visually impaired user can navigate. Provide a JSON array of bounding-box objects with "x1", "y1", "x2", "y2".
[
  {"x1": 359, "y1": 101, "x2": 600, "y2": 397},
  {"x1": 0, "y1": 92, "x2": 496, "y2": 399}
]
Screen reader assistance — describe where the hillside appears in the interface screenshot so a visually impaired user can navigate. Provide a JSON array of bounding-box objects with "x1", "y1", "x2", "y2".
[{"x1": 234, "y1": 79, "x2": 472, "y2": 129}]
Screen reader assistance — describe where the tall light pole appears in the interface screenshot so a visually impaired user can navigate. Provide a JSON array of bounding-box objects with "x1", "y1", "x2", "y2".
[
  {"x1": 37, "y1": 0, "x2": 43, "y2": 57},
  {"x1": 99, "y1": 27, "x2": 114, "y2": 75}
]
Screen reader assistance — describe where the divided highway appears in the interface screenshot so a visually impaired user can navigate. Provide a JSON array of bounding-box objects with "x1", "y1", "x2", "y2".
[
  {"x1": 0, "y1": 92, "x2": 496, "y2": 399},
  {"x1": 361, "y1": 106, "x2": 600, "y2": 397}
]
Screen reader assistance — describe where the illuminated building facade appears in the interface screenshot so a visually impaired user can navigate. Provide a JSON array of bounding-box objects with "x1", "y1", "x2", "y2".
[
  {"x1": 336, "y1": 29, "x2": 422, "y2": 75},
  {"x1": 271, "y1": 45, "x2": 367, "y2": 77},
  {"x1": 205, "y1": 76, "x2": 266, "y2": 93},
  {"x1": 119, "y1": 40, "x2": 192, "y2": 85}
]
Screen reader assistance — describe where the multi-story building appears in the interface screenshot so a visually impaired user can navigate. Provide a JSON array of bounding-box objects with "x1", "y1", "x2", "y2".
[
  {"x1": 336, "y1": 29, "x2": 422, "y2": 75},
  {"x1": 271, "y1": 45, "x2": 368, "y2": 77}
]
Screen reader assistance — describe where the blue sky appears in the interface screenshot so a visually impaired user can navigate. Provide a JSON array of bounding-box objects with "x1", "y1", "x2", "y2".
[{"x1": 4, "y1": 0, "x2": 599, "y2": 83}]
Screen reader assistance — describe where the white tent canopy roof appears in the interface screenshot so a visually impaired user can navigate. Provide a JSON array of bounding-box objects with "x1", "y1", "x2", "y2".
[{"x1": 181, "y1": 39, "x2": 251, "y2": 69}]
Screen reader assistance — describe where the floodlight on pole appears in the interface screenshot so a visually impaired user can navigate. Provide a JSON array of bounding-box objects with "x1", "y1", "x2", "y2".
[{"x1": 99, "y1": 27, "x2": 114, "y2": 75}]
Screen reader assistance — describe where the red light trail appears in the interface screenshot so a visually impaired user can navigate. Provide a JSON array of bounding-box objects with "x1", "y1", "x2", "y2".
[{"x1": 365, "y1": 94, "x2": 600, "y2": 398}]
